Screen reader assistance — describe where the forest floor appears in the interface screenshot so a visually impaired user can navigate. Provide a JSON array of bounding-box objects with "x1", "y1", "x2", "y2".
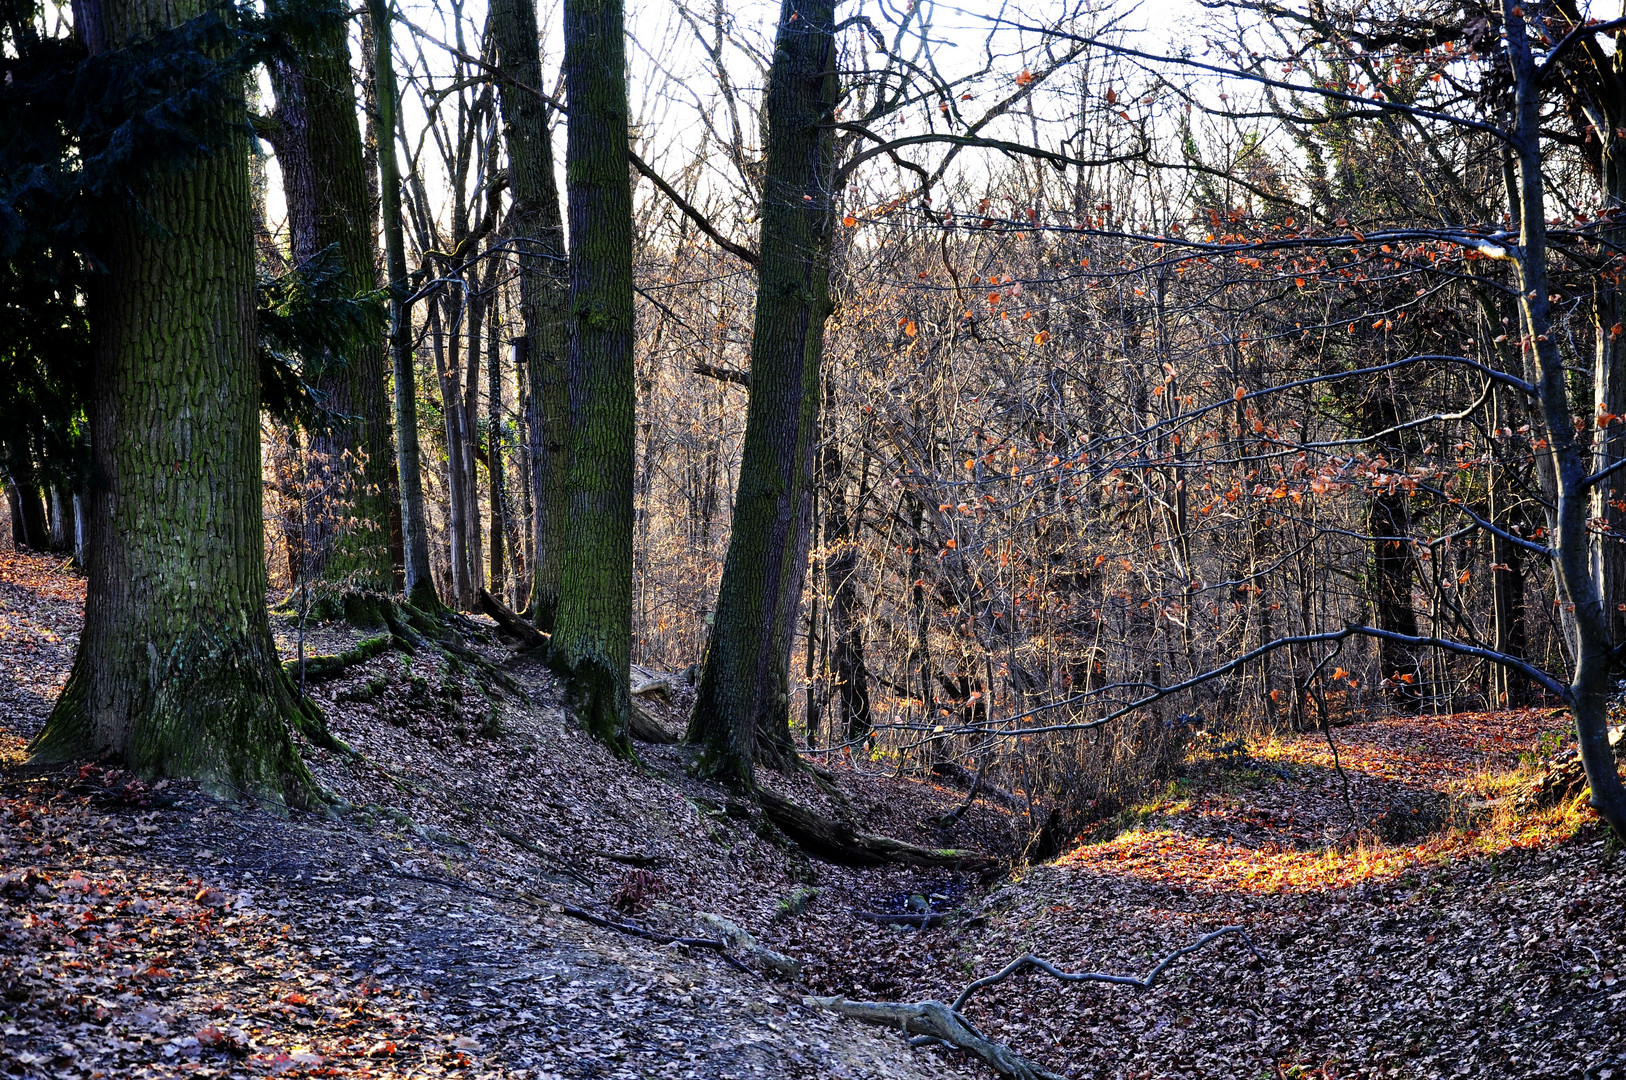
[{"x1": 1, "y1": 547, "x2": 1623, "y2": 1080}]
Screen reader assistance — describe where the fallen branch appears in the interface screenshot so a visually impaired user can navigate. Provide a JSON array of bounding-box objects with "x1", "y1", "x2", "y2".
[
  {"x1": 592, "y1": 848, "x2": 663, "y2": 867},
  {"x1": 807, "y1": 997, "x2": 1063, "y2": 1080},
  {"x1": 855, "y1": 910, "x2": 944, "y2": 929},
  {"x1": 758, "y1": 789, "x2": 998, "y2": 871},
  {"x1": 931, "y1": 762, "x2": 1022, "y2": 810},
  {"x1": 477, "y1": 588, "x2": 547, "y2": 650},
  {"x1": 806, "y1": 927, "x2": 1259, "y2": 1080},
  {"x1": 928, "y1": 765, "x2": 985, "y2": 830}
]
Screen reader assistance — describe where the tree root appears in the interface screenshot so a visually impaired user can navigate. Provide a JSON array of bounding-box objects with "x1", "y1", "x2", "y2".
[
  {"x1": 806, "y1": 996, "x2": 1064, "y2": 1080},
  {"x1": 806, "y1": 926, "x2": 1260, "y2": 1080},
  {"x1": 283, "y1": 634, "x2": 396, "y2": 684},
  {"x1": 757, "y1": 789, "x2": 998, "y2": 871}
]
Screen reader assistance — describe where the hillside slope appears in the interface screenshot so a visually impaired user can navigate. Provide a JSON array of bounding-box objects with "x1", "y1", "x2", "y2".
[{"x1": 1, "y1": 548, "x2": 1623, "y2": 1079}]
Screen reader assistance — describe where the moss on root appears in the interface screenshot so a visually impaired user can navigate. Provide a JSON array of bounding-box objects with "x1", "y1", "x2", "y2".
[{"x1": 34, "y1": 629, "x2": 324, "y2": 813}]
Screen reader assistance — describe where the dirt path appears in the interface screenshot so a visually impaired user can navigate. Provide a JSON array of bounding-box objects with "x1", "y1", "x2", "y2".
[{"x1": 0, "y1": 550, "x2": 980, "y2": 1080}]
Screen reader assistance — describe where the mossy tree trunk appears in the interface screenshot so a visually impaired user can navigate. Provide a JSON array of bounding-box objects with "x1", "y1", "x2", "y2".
[
  {"x1": 488, "y1": 0, "x2": 569, "y2": 632},
  {"x1": 267, "y1": 2, "x2": 396, "y2": 599},
  {"x1": 551, "y1": 0, "x2": 634, "y2": 749},
  {"x1": 31, "y1": 0, "x2": 315, "y2": 809},
  {"x1": 687, "y1": 0, "x2": 839, "y2": 786},
  {"x1": 366, "y1": 0, "x2": 438, "y2": 610}
]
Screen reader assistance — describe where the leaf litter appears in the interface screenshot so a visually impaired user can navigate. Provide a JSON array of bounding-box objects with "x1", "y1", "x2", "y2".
[{"x1": 2, "y1": 548, "x2": 1623, "y2": 1079}]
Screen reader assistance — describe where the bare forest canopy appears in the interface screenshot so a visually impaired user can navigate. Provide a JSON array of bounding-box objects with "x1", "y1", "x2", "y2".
[{"x1": 5, "y1": 0, "x2": 1626, "y2": 836}]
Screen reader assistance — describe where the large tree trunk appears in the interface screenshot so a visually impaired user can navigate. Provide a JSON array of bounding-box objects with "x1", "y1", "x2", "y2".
[
  {"x1": 487, "y1": 0, "x2": 570, "y2": 633},
  {"x1": 550, "y1": 0, "x2": 635, "y2": 749},
  {"x1": 267, "y1": 9, "x2": 396, "y2": 596},
  {"x1": 366, "y1": 0, "x2": 438, "y2": 610},
  {"x1": 688, "y1": 0, "x2": 839, "y2": 786},
  {"x1": 33, "y1": 0, "x2": 314, "y2": 808}
]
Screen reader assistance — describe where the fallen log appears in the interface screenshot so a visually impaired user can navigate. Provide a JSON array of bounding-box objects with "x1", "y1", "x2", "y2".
[
  {"x1": 477, "y1": 588, "x2": 547, "y2": 650},
  {"x1": 758, "y1": 789, "x2": 998, "y2": 871},
  {"x1": 855, "y1": 910, "x2": 944, "y2": 929},
  {"x1": 628, "y1": 700, "x2": 680, "y2": 744}
]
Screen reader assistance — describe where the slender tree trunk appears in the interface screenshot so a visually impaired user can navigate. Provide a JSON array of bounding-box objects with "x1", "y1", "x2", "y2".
[
  {"x1": 1489, "y1": 400, "x2": 1530, "y2": 707},
  {"x1": 33, "y1": 0, "x2": 314, "y2": 807},
  {"x1": 551, "y1": 0, "x2": 635, "y2": 749},
  {"x1": 2, "y1": 459, "x2": 46, "y2": 551},
  {"x1": 1504, "y1": 5, "x2": 1626, "y2": 836},
  {"x1": 489, "y1": 317, "x2": 508, "y2": 594},
  {"x1": 688, "y1": 0, "x2": 839, "y2": 785},
  {"x1": 511, "y1": 336, "x2": 534, "y2": 608},
  {"x1": 267, "y1": 6, "x2": 395, "y2": 599},
  {"x1": 488, "y1": 0, "x2": 570, "y2": 632},
  {"x1": 1591, "y1": 104, "x2": 1626, "y2": 652},
  {"x1": 367, "y1": 0, "x2": 437, "y2": 610},
  {"x1": 431, "y1": 297, "x2": 474, "y2": 609},
  {"x1": 824, "y1": 393, "x2": 870, "y2": 742},
  {"x1": 463, "y1": 273, "x2": 485, "y2": 594}
]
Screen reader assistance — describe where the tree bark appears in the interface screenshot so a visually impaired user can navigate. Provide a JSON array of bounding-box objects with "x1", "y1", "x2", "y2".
[
  {"x1": 488, "y1": 322, "x2": 507, "y2": 595},
  {"x1": 366, "y1": 0, "x2": 438, "y2": 610},
  {"x1": 487, "y1": 0, "x2": 570, "y2": 633},
  {"x1": 430, "y1": 296, "x2": 475, "y2": 609},
  {"x1": 1504, "y1": 4, "x2": 1626, "y2": 837},
  {"x1": 688, "y1": 0, "x2": 840, "y2": 785},
  {"x1": 2, "y1": 458, "x2": 46, "y2": 551},
  {"x1": 267, "y1": 7, "x2": 396, "y2": 596},
  {"x1": 823, "y1": 394, "x2": 871, "y2": 743},
  {"x1": 33, "y1": 0, "x2": 315, "y2": 808},
  {"x1": 550, "y1": 0, "x2": 635, "y2": 749}
]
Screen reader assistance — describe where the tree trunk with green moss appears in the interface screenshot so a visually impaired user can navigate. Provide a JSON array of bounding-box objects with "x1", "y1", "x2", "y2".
[
  {"x1": 488, "y1": 0, "x2": 569, "y2": 631},
  {"x1": 551, "y1": 0, "x2": 634, "y2": 749},
  {"x1": 687, "y1": 0, "x2": 838, "y2": 786},
  {"x1": 268, "y1": 2, "x2": 396, "y2": 602},
  {"x1": 32, "y1": 0, "x2": 315, "y2": 809}
]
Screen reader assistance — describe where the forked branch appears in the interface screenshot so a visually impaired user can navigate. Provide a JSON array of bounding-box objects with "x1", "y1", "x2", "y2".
[{"x1": 807, "y1": 927, "x2": 1259, "y2": 1080}]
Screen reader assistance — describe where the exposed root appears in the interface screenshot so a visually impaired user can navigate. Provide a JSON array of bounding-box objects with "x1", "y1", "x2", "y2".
[
  {"x1": 283, "y1": 633, "x2": 396, "y2": 684},
  {"x1": 806, "y1": 926, "x2": 1260, "y2": 1080},
  {"x1": 757, "y1": 788, "x2": 998, "y2": 871},
  {"x1": 806, "y1": 996, "x2": 1064, "y2": 1080}
]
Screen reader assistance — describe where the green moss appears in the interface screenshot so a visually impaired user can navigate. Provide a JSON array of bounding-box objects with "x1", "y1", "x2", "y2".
[{"x1": 282, "y1": 633, "x2": 392, "y2": 683}]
